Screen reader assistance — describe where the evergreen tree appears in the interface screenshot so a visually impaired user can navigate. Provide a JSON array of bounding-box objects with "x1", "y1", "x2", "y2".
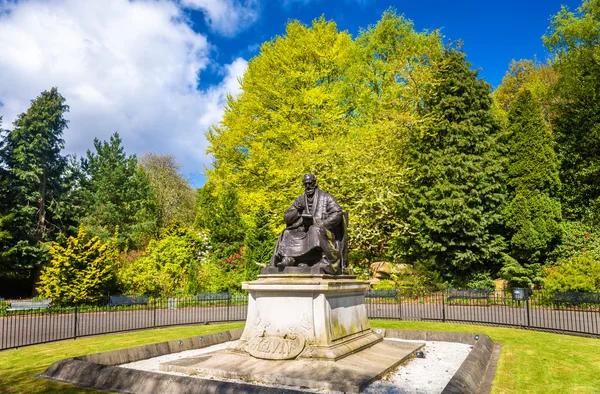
[
  {"x1": 503, "y1": 90, "x2": 561, "y2": 269},
  {"x1": 0, "y1": 88, "x2": 70, "y2": 281},
  {"x1": 543, "y1": 0, "x2": 600, "y2": 224},
  {"x1": 82, "y1": 132, "x2": 158, "y2": 249},
  {"x1": 243, "y1": 206, "x2": 277, "y2": 280},
  {"x1": 36, "y1": 224, "x2": 118, "y2": 304},
  {"x1": 395, "y1": 49, "x2": 506, "y2": 282},
  {"x1": 195, "y1": 184, "x2": 245, "y2": 257}
]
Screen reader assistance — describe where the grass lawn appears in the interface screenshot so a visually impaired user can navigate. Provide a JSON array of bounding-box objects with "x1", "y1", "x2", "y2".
[{"x1": 0, "y1": 320, "x2": 598, "y2": 393}]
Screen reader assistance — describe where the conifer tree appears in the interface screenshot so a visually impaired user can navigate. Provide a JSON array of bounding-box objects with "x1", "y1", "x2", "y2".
[
  {"x1": 543, "y1": 0, "x2": 600, "y2": 223},
  {"x1": 396, "y1": 49, "x2": 506, "y2": 282},
  {"x1": 243, "y1": 206, "x2": 277, "y2": 280},
  {"x1": 81, "y1": 132, "x2": 158, "y2": 249},
  {"x1": 503, "y1": 90, "x2": 561, "y2": 268},
  {"x1": 0, "y1": 88, "x2": 70, "y2": 281},
  {"x1": 36, "y1": 225, "x2": 118, "y2": 304}
]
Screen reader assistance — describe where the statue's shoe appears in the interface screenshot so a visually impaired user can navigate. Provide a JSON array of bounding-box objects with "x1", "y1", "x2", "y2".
[{"x1": 277, "y1": 256, "x2": 295, "y2": 267}]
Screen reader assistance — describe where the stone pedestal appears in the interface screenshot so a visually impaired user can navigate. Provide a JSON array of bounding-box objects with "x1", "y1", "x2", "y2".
[{"x1": 227, "y1": 274, "x2": 382, "y2": 361}]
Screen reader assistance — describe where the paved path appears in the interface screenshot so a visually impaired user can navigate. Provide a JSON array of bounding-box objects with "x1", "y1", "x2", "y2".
[{"x1": 2, "y1": 301, "x2": 599, "y2": 350}]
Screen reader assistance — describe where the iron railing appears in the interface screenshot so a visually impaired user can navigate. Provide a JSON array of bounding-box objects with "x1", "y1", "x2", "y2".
[{"x1": 1, "y1": 289, "x2": 599, "y2": 350}]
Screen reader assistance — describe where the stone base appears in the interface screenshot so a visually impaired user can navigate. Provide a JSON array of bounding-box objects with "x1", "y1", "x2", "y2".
[
  {"x1": 161, "y1": 339, "x2": 424, "y2": 393},
  {"x1": 230, "y1": 274, "x2": 381, "y2": 361}
]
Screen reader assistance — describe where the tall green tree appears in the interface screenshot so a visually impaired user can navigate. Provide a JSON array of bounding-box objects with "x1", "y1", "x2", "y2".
[
  {"x1": 205, "y1": 13, "x2": 444, "y2": 263},
  {"x1": 543, "y1": 0, "x2": 600, "y2": 224},
  {"x1": 194, "y1": 183, "x2": 245, "y2": 257},
  {"x1": 493, "y1": 59, "x2": 558, "y2": 121},
  {"x1": 243, "y1": 206, "x2": 277, "y2": 279},
  {"x1": 395, "y1": 49, "x2": 506, "y2": 282},
  {"x1": 501, "y1": 90, "x2": 561, "y2": 286},
  {"x1": 206, "y1": 17, "x2": 356, "y2": 216},
  {"x1": 82, "y1": 132, "x2": 158, "y2": 249},
  {"x1": 139, "y1": 153, "x2": 196, "y2": 229},
  {"x1": 0, "y1": 88, "x2": 70, "y2": 281}
]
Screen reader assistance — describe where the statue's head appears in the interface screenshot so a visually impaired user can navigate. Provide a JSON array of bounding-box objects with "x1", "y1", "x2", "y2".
[{"x1": 303, "y1": 173, "x2": 317, "y2": 197}]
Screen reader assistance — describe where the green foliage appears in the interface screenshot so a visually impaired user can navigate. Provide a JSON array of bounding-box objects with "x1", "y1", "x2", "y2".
[
  {"x1": 195, "y1": 249, "x2": 247, "y2": 293},
  {"x1": 493, "y1": 59, "x2": 558, "y2": 120},
  {"x1": 543, "y1": 253, "x2": 600, "y2": 293},
  {"x1": 205, "y1": 12, "x2": 443, "y2": 264},
  {"x1": 372, "y1": 279, "x2": 396, "y2": 290},
  {"x1": 139, "y1": 153, "x2": 196, "y2": 228},
  {"x1": 36, "y1": 225, "x2": 118, "y2": 304},
  {"x1": 499, "y1": 254, "x2": 541, "y2": 289},
  {"x1": 395, "y1": 49, "x2": 506, "y2": 281},
  {"x1": 0, "y1": 88, "x2": 71, "y2": 277},
  {"x1": 503, "y1": 90, "x2": 561, "y2": 265},
  {"x1": 543, "y1": 0, "x2": 600, "y2": 224},
  {"x1": 549, "y1": 221, "x2": 600, "y2": 261},
  {"x1": 82, "y1": 132, "x2": 158, "y2": 249},
  {"x1": 194, "y1": 184, "x2": 245, "y2": 257},
  {"x1": 243, "y1": 206, "x2": 277, "y2": 280},
  {"x1": 117, "y1": 224, "x2": 209, "y2": 297},
  {"x1": 465, "y1": 272, "x2": 496, "y2": 291}
]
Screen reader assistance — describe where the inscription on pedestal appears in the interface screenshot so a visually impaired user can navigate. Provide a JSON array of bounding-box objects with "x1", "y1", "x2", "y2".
[{"x1": 247, "y1": 333, "x2": 305, "y2": 360}]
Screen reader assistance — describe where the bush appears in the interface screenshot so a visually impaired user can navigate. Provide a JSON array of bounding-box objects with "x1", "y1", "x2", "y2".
[
  {"x1": 117, "y1": 224, "x2": 211, "y2": 297},
  {"x1": 543, "y1": 254, "x2": 600, "y2": 293},
  {"x1": 499, "y1": 254, "x2": 542, "y2": 289},
  {"x1": 549, "y1": 221, "x2": 600, "y2": 261},
  {"x1": 465, "y1": 272, "x2": 496, "y2": 291},
  {"x1": 36, "y1": 225, "x2": 118, "y2": 304}
]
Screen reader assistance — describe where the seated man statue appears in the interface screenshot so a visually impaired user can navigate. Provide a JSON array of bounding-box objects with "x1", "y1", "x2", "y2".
[{"x1": 269, "y1": 174, "x2": 346, "y2": 275}]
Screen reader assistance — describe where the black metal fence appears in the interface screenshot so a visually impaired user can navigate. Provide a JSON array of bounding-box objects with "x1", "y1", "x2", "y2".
[
  {"x1": 1, "y1": 289, "x2": 599, "y2": 350},
  {"x1": 365, "y1": 289, "x2": 600, "y2": 337},
  {"x1": 0, "y1": 293, "x2": 247, "y2": 350}
]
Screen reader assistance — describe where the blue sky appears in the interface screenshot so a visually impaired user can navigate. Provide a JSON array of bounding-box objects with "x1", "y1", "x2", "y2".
[{"x1": 0, "y1": 0, "x2": 582, "y2": 187}]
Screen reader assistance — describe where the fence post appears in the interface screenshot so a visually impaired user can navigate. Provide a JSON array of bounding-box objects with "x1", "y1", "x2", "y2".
[
  {"x1": 73, "y1": 305, "x2": 78, "y2": 340},
  {"x1": 153, "y1": 298, "x2": 157, "y2": 328},
  {"x1": 227, "y1": 294, "x2": 231, "y2": 322},
  {"x1": 525, "y1": 289, "x2": 531, "y2": 327},
  {"x1": 442, "y1": 290, "x2": 446, "y2": 323}
]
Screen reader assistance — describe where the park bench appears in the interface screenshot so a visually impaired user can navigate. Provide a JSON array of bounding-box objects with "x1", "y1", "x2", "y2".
[
  {"x1": 109, "y1": 295, "x2": 148, "y2": 306},
  {"x1": 446, "y1": 289, "x2": 492, "y2": 301},
  {"x1": 365, "y1": 289, "x2": 398, "y2": 300},
  {"x1": 7, "y1": 299, "x2": 52, "y2": 311},
  {"x1": 197, "y1": 292, "x2": 231, "y2": 302},
  {"x1": 552, "y1": 292, "x2": 600, "y2": 306}
]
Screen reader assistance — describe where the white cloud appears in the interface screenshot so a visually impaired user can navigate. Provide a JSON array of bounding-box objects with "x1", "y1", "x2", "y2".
[
  {"x1": 180, "y1": 0, "x2": 259, "y2": 37},
  {"x1": 0, "y1": 0, "x2": 248, "y2": 182}
]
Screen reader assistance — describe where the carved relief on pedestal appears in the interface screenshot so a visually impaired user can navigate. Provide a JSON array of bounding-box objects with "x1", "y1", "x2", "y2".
[{"x1": 247, "y1": 332, "x2": 306, "y2": 360}]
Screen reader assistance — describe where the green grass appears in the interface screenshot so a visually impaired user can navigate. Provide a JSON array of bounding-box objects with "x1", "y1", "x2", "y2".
[
  {"x1": 0, "y1": 321, "x2": 598, "y2": 393},
  {"x1": 0, "y1": 323, "x2": 244, "y2": 394},
  {"x1": 371, "y1": 320, "x2": 600, "y2": 394}
]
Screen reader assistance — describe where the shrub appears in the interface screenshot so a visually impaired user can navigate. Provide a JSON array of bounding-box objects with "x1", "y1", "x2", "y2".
[
  {"x1": 36, "y1": 225, "x2": 118, "y2": 304},
  {"x1": 543, "y1": 254, "x2": 600, "y2": 293},
  {"x1": 117, "y1": 224, "x2": 210, "y2": 297},
  {"x1": 549, "y1": 221, "x2": 600, "y2": 261},
  {"x1": 465, "y1": 272, "x2": 496, "y2": 291}
]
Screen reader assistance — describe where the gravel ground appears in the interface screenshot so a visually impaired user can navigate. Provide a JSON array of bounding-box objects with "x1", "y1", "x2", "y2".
[{"x1": 121, "y1": 339, "x2": 471, "y2": 394}]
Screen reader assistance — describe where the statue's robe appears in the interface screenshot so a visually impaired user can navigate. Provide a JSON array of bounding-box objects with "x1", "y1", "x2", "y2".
[{"x1": 274, "y1": 188, "x2": 343, "y2": 266}]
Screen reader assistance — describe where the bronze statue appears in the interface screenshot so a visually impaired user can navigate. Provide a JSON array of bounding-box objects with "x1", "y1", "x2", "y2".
[{"x1": 266, "y1": 174, "x2": 347, "y2": 275}]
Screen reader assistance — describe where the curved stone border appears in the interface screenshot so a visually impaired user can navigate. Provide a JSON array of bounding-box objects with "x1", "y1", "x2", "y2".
[
  {"x1": 39, "y1": 327, "x2": 499, "y2": 394},
  {"x1": 381, "y1": 328, "x2": 500, "y2": 394},
  {"x1": 40, "y1": 328, "x2": 304, "y2": 394}
]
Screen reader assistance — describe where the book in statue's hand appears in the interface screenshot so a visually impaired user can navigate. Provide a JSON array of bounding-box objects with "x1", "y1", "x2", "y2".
[{"x1": 301, "y1": 213, "x2": 314, "y2": 222}]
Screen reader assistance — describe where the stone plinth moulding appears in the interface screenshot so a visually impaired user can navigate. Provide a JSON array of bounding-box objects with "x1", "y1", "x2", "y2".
[{"x1": 228, "y1": 274, "x2": 382, "y2": 361}]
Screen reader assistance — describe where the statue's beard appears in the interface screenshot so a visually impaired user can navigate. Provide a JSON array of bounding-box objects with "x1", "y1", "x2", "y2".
[{"x1": 305, "y1": 188, "x2": 315, "y2": 197}]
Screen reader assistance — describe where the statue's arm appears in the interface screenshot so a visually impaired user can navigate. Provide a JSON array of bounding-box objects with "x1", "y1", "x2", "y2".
[
  {"x1": 321, "y1": 196, "x2": 342, "y2": 229},
  {"x1": 284, "y1": 196, "x2": 304, "y2": 226}
]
